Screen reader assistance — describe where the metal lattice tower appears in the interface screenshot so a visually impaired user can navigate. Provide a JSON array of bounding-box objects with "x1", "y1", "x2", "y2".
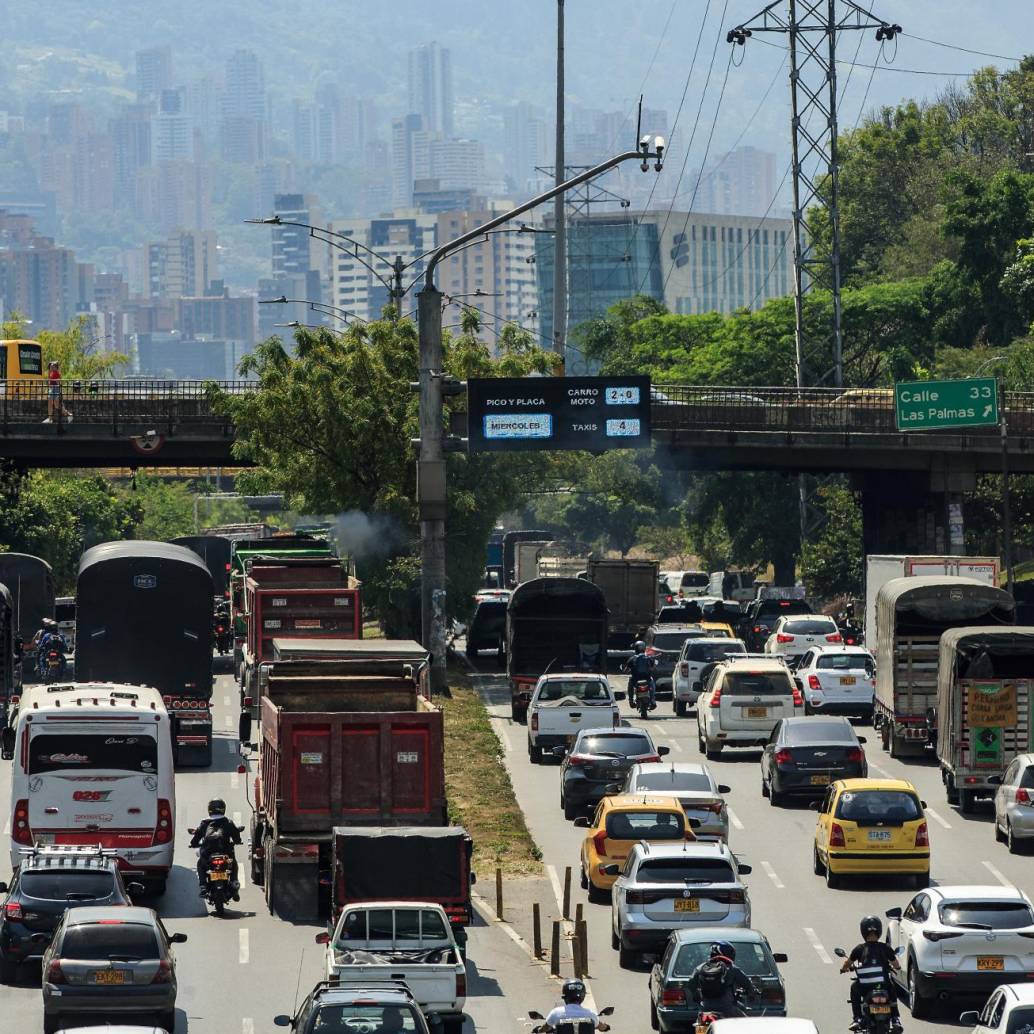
[{"x1": 728, "y1": 1, "x2": 900, "y2": 390}]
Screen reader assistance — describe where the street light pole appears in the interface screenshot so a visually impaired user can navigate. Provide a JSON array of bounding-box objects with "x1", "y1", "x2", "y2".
[
  {"x1": 552, "y1": 0, "x2": 567, "y2": 368},
  {"x1": 1000, "y1": 377, "x2": 1015, "y2": 593}
]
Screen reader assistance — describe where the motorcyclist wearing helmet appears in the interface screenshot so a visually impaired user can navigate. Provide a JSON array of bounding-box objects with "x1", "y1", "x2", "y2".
[
  {"x1": 33, "y1": 618, "x2": 67, "y2": 679},
  {"x1": 688, "y1": 941, "x2": 758, "y2": 1019},
  {"x1": 545, "y1": 979, "x2": 608, "y2": 1030},
  {"x1": 621, "y1": 641, "x2": 657, "y2": 710},
  {"x1": 842, "y1": 916, "x2": 902, "y2": 1032},
  {"x1": 189, "y1": 798, "x2": 242, "y2": 901}
]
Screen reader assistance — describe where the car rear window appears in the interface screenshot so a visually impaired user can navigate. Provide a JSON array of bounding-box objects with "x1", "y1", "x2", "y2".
[
  {"x1": 537, "y1": 680, "x2": 610, "y2": 702},
  {"x1": 784, "y1": 619, "x2": 836, "y2": 635},
  {"x1": 835, "y1": 790, "x2": 922, "y2": 825},
  {"x1": 21, "y1": 871, "x2": 116, "y2": 902},
  {"x1": 61, "y1": 923, "x2": 159, "y2": 959},
  {"x1": 722, "y1": 672, "x2": 794, "y2": 696},
  {"x1": 1021, "y1": 767, "x2": 1034, "y2": 790},
  {"x1": 605, "y1": 811, "x2": 685, "y2": 840},
  {"x1": 672, "y1": 940, "x2": 772, "y2": 978},
  {"x1": 634, "y1": 771, "x2": 713, "y2": 793},
  {"x1": 654, "y1": 632, "x2": 699, "y2": 651},
  {"x1": 581, "y1": 734, "x2": 653, "y2": 757},
  {"x1": 939, "y1": 902, "x2": 1034, "y2": 930},
  {"x1": 817, "y1": 653, "x2": 875, "y2": 674},
  {"x1": 758, "y1": 600, "x2": 811, "y2": 617},
  {"x1": 638, "y1": 858, "x2": 735, "y2": 883},
  {"x1": 28, "y1": 733, "x2": 159, "y2": 775},
  {"x1": 785, "y1": 721, "x2": 856, "y2": 745},
  {"x1": 687, "y1": 642, "x2": 746, "y2": 662},
  {"x1": 315, "y1": 1006, "x2": 423, "y2": 1032},
  {"x1": 681, "y1": 573, "x2": 710, "y2": 589}
]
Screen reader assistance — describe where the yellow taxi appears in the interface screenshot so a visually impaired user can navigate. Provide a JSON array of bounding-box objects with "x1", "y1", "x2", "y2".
[
  {"x1": 812, "y1": 778, "x2": 929, "y2": 889},
  {"x1": 698, "y1": 621, "x2": 733, "y2": 638},
  {"x1": 576, "y1": 794, "x2": 694, "y2": 902}
]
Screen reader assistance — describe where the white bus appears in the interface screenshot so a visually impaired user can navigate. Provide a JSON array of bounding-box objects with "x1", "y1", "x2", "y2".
[{"x1": 4, "y1": 682, "x2": 175, "y2": 893}]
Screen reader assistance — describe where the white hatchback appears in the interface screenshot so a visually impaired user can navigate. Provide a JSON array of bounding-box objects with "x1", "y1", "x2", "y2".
[
  {"x1": 764, "y1": 615, "x2": 841, "y2": 663},
  {"x1": 961, "y1": 983, "x2": 1034, "y2": 1034},
  {"x1": 793, "y1": 646, "x2": 876, "y2": 718}
]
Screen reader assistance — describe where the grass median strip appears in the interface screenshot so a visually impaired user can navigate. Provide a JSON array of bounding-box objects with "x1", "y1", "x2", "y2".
[{"x1": 442, "y1": 669, "x2": 542, "y2": 878}]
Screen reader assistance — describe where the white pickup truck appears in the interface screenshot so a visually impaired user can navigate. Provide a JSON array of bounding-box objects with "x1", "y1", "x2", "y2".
[
  {"x1": 527, "y1": 672, "x2": 623, "y2": 764},
  {"x1": 318, "y1": 902, "x2": 466, "y2": 1034}
]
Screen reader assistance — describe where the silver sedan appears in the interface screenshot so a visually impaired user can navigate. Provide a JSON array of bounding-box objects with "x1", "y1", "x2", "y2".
[
  {"x1": 620, "y1": 761, "x2": 732, "y2": 841},
  {"x1": 993, "y1": 753, "x2": 1034, "y2": 853}
]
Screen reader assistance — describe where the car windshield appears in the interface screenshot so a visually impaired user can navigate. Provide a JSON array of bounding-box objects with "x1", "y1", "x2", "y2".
[
  {"x1": 638, "y1": 858, "x2": 735, "y2": 883},
  {"x1": 681, "y1": 573, "x2": 710, "y2": 589},
  {"x1": 21, "y1": 871, "x2": 116, "y2": 901},
  {"x1": 537, "y1": 680, "x2": 609, "y2": 702},
  {"x1": 939, "y1": 902, "x2": 1034, "y2": 930},
  {"x1": 633, "y1": 771, "x2": 713, "y2": 793},
  {"x1": 835, "y1": 790, "x2": 922, "y2": 825},
  {"x1": 672, "y1": 939, "x2": 773, "y2": 978},
  {"x1": 784, "y1": 619, "x2": 836, "y2": 635},
  {"x1": 605, "y1": 811, "x2": 685, "y2": 840},
  {"x1": 312, "y1": 1004, "x2": 424, "y2": 1033},
  {"x1": 28, "y1": 733, "x2": 159, "y2": 775},
  {"x1": 61, "y1": 923, "x2": 159, "y2": 960},
  {"x1": 581, "y1": 734, "x2": 653, "y2": 757},
  {"x1": 723, "y1": 672, "x2": 793, "y2": 696},
  {"x1": 784, "y1": 721, "x2": 856, "y2": 745},
  {"x1": 686, "y1": 642, "x2": 746, "y2": 663},
  {"x1": 817, "y1": 653, "x2": 875, "y2": 674},
  {"x1": 654, "y1": 632, "x2": 699, "y2": 651}
]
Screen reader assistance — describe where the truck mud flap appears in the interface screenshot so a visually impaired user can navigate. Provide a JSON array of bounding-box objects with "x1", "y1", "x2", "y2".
[
  {"x1": 174, "y1": 731, "x2": 213, "y2": 768},
  {"x1": 265, "y1": 840, "x2": 320, "y2": 922}
]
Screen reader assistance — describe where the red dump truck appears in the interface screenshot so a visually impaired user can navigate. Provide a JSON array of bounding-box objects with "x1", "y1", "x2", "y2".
[{"x1": 240, "y1": 640, "x2": 445, "y2": 921}]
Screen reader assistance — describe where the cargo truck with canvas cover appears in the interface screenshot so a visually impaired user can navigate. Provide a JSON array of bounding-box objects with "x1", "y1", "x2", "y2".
[
  {"x1": 937, "y1": 627, "x2": 1034, "y2": 812},
  {"x1": 586, "y1": 558, "x2": 659, "y2": 652},
  {"x1": 875, "y1": 577, "x2": 1015, "y2": 759}
]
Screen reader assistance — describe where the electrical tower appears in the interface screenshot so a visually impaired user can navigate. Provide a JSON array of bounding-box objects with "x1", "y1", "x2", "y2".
[{"x1": 728, "y1": 1, "x2": 900, "y2": 390}]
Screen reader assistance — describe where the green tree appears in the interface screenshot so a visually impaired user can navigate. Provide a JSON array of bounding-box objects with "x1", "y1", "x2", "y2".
[
  {"x1": 571, "y1": 294, "x2": 668, "y2": 374},
  {"x1": 799, "y1": 485, "x2": 863, "y2": 598},
  {"x1": 129, "y1": 475, "x2": 197, "y2": 541},
  {"x1": 4, "y1": 313, "x2": 128, "y2": 378}
]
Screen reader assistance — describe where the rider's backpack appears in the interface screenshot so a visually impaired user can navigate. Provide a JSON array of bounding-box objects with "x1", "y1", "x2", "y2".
[{"x1": 697, "y1": 959, "x2": 729, "y2": 998}]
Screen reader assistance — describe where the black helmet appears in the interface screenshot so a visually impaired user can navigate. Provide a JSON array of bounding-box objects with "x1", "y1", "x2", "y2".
[
  {"x1": 860, "y1": 915, "x2": 882, "y2": 939},
  {"x1": 207, "y1": 798, "x2": 227, "y2": 815},
  {"x1": 561, "y1": 979, "x2": 586, "y2": 1004},
  {"x1": 634, "y1": 640, "x2": 646, "y2": 654},
  {"x1": 710, "y1": 941, "x2": 736, "y2": 961}
]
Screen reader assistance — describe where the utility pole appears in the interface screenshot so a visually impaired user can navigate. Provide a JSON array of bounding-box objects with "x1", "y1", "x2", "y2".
[
  {"x1": 552, "y1": 0, "x2": 567, "y2": 369},
  {"x1": 391, "y1": 255, "x2": 406, "y2": 322}
]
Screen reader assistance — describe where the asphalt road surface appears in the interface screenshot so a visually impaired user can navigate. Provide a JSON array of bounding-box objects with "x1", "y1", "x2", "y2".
[
  {"x1": 0, "y1": 670, "x2": 560, "y2": 1034},
  {"x1": 472, "y1": 664, "x2": 1034, "y2": 1034}
]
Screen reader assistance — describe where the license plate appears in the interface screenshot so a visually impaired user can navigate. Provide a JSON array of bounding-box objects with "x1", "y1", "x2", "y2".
[
  {"x1": 869, "y1": 1006, "x2": 892, "y2": 1015},
  {"x1": 977, "y1": 957, "x2": 1004, "y2": 971},
  {"x1": 209, "y1": 870, "x2": 230, "y2": 881},
  {"x1": 93, "y1": 969, "x2": 129, "y2": 985},
  {"x1": 868, "y1": 830, "x2": 892, "y2": 841},
  {"x1": 674, "y1": 898, "x2": 701, "y2": 913},
  {"x1": 696, "y1": 1025, "x2": 709, "y2": 1034},
  {"x1": 745, "y1": 706, "x2": 767, "y2": 718},
  {"x1": 840, "y1": 676, "x2": 856, "y2": 686},
  {"x1": 810, "y1": 774, "x2": 830, "y2": 785},
  {"x1": 296, "y1": 619, "x2": 320, "y2": 628}
]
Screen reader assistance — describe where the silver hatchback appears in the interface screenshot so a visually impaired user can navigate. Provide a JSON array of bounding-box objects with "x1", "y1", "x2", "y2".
[
  {"x1": 41, "y1": 905, "x2": 186, "y2": 1034},
  {"x1": 621, "y1": 762, "x2": 732, "y2": 842},
  {"x1": 993, "y1": 753, "x2": 1034, "y2": 853}
]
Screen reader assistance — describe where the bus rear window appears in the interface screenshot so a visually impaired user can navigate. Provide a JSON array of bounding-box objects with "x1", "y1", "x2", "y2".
[
  {"x1": 28, "y1": 733, "x2": 158, "y2": 775},
  {"x1": 19, "y1": 344, "x2": 42, "y2": 375}
]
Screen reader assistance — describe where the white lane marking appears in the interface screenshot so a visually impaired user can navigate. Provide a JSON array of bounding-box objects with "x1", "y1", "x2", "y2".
[
  {"x1": 926, "y1": 806, "x2": 952, "y2": 830},
  {"x1": 226, "y1": 739, "x2": 237, "y2": 753},
  {"x1": 727, "y1": 808, "x2": 744, "y2": 831},
  {"x1": 223, "y1": 694, "x2": 231, "y2": 706},
  {"x1": 546, "y1": 863, "x2": 565, "y2": 914},
  {"x1": 243, "y1": 1020, "x2": 255, "y2": 1034},
  {"x1": 761, "y1": 861, "x2": 785, "y2": 889},
  {"x1": 1, "y1": 819, "x2": 9, "y2": 836},
  {"x1": 868, "y1": 761, "x2": 893, "y2": 778},
  {"x1": 804, "y1": 927, "x2": 833, "y2": 964},
  {"x1": 666, "y1": 740, "x2": 683, "y2": 752},
  {"x1": 224, "y1": 713, "x2": 234, "y2": 729},
  {"x1": 239, "y1": 927, "x2": 249, "y2": 963},
  {"x1": 982, "y1": 860, "x2": 1014, "y2": 887},
  {"x1": 230, "y1": 772, "x2": 240, "y2": 790}
]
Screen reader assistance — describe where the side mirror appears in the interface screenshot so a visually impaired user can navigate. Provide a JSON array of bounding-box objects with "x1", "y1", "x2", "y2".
[
  {"x1": 315, "y1": 931, "x2": 330, "y2": 945},
  {"x1": 552, "y1": 746, "x2": 567, "y2": 757},
  {"x1": 808, "y1": 800, "x2": 821, "y2": 810},
  {"x1": 773, "y1": 952, "x2": 788, "y2": 964},
  {"x1": 600, "y1": 1007, "x2": 615, "y2": 1017},
  {"x1": 0, "y1": 881, "x2": 8, "y2": 895},
  {"x1": 187, "y1": 827, "x2": 197, "y2": 835},
  {"x1": 170, "y1": 932, "x2": 188, "y2": 944},
  {"x1": 687, "y1": 817, "x2": 701, "y2": 829},
  {"x1": 614, "y1": 691, "x2": 626, "y2": 701},
  {"x1": 237, "y1": 825, "x2": 245, "y2": 833},
  {"x1": 470, "y1": 872, "x2": 477, "y2": 885},
  {"x1": 959, "y1": 1012, "x2": 980, "y2": 1027},
  {"x1": 718, "y1": 784, "x2": 731, "y2": 794},
  {"x1": 988, "y1": 775, "x2": 1003, "y2": 785},
  {"x1": 920, "y1": 800, "x2": 928, "y2": 809},
  {"x1": 857, "y1": 736, "x2": 867, "y2": 744},
  {"x1": 601, "y1": 864, "x2": 620, "y2": 876},
  {"x1": 273, "y1": 1017, "x2": 293, "y2": 1028},
  {"x1": 658, "y1": 746, "x2": 671, "y2": 757},
  {"x1": 238, "y1": 712, "x2": 253, "y2": 744},
  {"x1": 528, "y1": 1012, "x2": 545, "y2": 1021},
  {"x1": 127, "y1": 882, "x2": 145, "y2": 897},
  {"x1": 738, "y1": 864, "x2": 752, "y2": 875},
  {"x1": 573, "y1": 816, "x2": 590, "y2": 828},
  {"x1": 604, "y1": 782, "x2": 622, "y2": 794},
  {"x1": 31, "y1": 932, "x2": 49, "y2": 944},
  {"x1": 833, "y1": 947, "x2": 847, "y2": 958},
  {"x1": 0, "y1": 727, "x2": 14, "y2": 761}
]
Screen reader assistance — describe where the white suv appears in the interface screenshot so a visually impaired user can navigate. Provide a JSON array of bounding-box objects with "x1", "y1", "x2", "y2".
[
  {"x1": 764, "y1": 614, "x2": 841, "y2": 663},
  {"x1": 609, "y1": 840, "x2": 752, "y2": 969},
  {"x1": 793, "y1": 645, "x2": 875, "y2": 718},
  {"x1": 697, "y1": 658, "x2": 802, "y2": 759},
  {"x1": 673, "y1": 637, "x2": 747, "y2": 716}
]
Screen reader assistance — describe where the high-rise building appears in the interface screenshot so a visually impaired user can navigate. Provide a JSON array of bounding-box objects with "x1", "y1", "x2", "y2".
[
  {"x1": 135, "y1": 160, "x2": 209, "y2": 232},
  {"x1": 142, "y1": 229, "x2": 219, "y2": 298},
  {"x1": 391, "y1": 114, "x2": 424, "y2": 209},
  {"x1": 429, "y1": 138, "x2": 484, "y2": 192},
  {"x1": 220, "y1": 115, "x2": 264, "y2": 164},
  {"x1": 0, "y1": 235, "x2": 94, "y2": 331},
  {"x1": 361, "y1": 140, "x2": 392, "y2": 215},
  {"x1": 151, "y1": 88, "x2": 193, "y2": 163},
  {"x1": 292, "y1": 100, "x2": 316, "y2": 163},
  {"x1": 135, "y1": 46, "x2": 173, "y2": 101},
  {"x1": 408, "y1": 42, "x2": 453, "y2": 138},
  {"x1": 504, "y1": 102, "x2": 548, "y2": 192},
  {"x1": 221, "y1": 50, "x2": 266, "y2": 163},
  {"x1": 694, "y1": 146, "x2": 779, "y2": 218},
  {"x1": 111, "y1": 104, "x2": 153, "y2": 193}
]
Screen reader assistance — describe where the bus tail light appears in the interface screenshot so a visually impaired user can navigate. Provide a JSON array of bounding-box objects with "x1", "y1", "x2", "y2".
[{"x1": 12, "y1": 799, "x2": 31, "y2": 845}]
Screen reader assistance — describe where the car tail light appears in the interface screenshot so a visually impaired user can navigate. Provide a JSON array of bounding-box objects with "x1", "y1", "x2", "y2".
[
  {"x1": 567, "y1": 754, "x2": 590, "y2": 767},
  {"x1": 829, "y1": 822, "x2": 846, "y2": 847},
  {"x1": 847, "y1": 747, "x2": 865, "y2": 763},
  {"x1": 661, "y1": 988, "x2": 687, "y2": 1006},
  {"x1": 665, "y1": 595, "x2": 674, "y2": 605},
  {"x1": 531, "y1": 713, "x2": 539, "y2": 732},
  {"x1": 151, "y1": 959, "x2": 173, "y2": 984},
  {"x1": 212, "y1": 857, "x2": 228, "y2": 869},
  {"x1": 762, "y1": 987, "x2": 785, "y2": 1004},
  {"x1": 792, "y1": 687, "x2": 804, "y2": 706},
  {"x1": 776, "y1": 634, "x2": 794, "y2": 644},
  {"x1": 807, "y1": 674, "x2": 821, "y2": 691},
  {"x1": 593, "y1": 830, "x2": 608, "y2": 857},
  {"x1": 641, "y1": 754, "x2": 661, "y2": 763},
  {"x1": 455, "y1": 970, "x2": 466, "y2": 998},
  {"x1": 625, "y1": 890, "x2": 646, "y2": 904},
  {"x1": 826, "y1": 633, "x2": 843, "y2": 643},
  {"x1": 153, "y1": 799, "x2": 172, "y2": 845},
  {"x1": 915, "y1": 822, "x2": 929, "y2": 848},
  {"x1": 774, "y1": 749, "x2": 793, "y2": 765},
  {"x1": 45, "y1": 959, "x2": 67, "y2": 984},
  {"x1": 680, "y1": 662, "x2": 689, "y2": 677},
  {"x1": 924, "y1": 930, "x2": 963, "y2": 942},
  {"x1": 1017, "y1": 789, "x2": 1031, "y2": 805},
  {"x1": 12, "y1": 799, "x2": 31, "y2": 845},
  {"x1": 710, "y1": 687, "x2": 722, "y2": 708},
  {"x1": 704, "y1": 801, "x2": 725, "y2": 814},
  {"x1": 726, "y1": 889, "x2": 746, "y2": 903},
  {"x1": 4, "y1": 900, "x2": 23, "y2": 920}
]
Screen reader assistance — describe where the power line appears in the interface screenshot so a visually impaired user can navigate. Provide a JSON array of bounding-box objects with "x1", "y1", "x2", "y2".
[{"x1": 900, "y1": 31, "x2": 1023, "y2": 63}]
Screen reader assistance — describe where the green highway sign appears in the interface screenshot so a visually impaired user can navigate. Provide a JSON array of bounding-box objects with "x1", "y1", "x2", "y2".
[{"x1": 894, "y1": 376, "x2": 999, "y2": 431}]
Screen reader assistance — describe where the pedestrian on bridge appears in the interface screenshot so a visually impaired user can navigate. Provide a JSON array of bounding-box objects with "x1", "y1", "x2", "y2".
[{"x1": 43, "y1": 360, "x2": 72, "y2": 424}]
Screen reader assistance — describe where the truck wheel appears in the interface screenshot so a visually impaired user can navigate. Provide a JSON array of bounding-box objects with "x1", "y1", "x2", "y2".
[
  {"x1": 1008, "y1": 823, "x2": 1026, "y2": 855},
  {"x1": 705, "y1": 741, "x2": 723, "y2": 760},
  {"x1": 959, "y1": 789, "x2": 976, "y2": 814},
  {"x1": 158, "y1": 1010, "x2": 176, "y2": 1034},
  {"x1": 528, "y1": 740, "x2": 542, "y2": 764},
  {"x1": 0, "y1": 956, "x2": 17, "y2": 984},
  {"x1": 674, "y1": 700, "x2": 687, "y2": 718},
  {"x1": 563, "y1": 795, "x2": 578, "y2": 821},
  {"x1": 510, "y1": 701, "x2": 519, "y2": 722},
  {"x1": 149, "y1": 877, "x2": 167, "y2": 897},
  {"x1": 618, "y1": 945, "x2": 636, "y2": 969},
  {"x1": 263, "y1": 835, "x2": 276, "y2": 915},
  {"x1": 880, "y1": 722, "x2": 891, "y2": 752},
  {"x1": 444, "y1": 1017, "x2": 465, "y2": 1034},
  {"x1": 946, "y1": 779, "x2": 960, "y2": 806}
]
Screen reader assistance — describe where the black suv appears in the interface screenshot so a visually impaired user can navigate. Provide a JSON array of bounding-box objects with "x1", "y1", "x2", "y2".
[
  {"x1": 0, "y1": 845, "x2": 138, "y2": 982},
  {"x1": 741, "y1": 598, "x2": 814, "y2": 650},
  {"x1": 277, "y1": 981, "x2": 432, "y2": 1034}
]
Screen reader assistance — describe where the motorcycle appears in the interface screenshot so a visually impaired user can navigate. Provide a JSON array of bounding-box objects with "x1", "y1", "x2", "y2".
[
  {"x1": 631, "y1": 677, "x2": 653, "y2": 719},
  {"x1": 834, "y1": 948, "x2": 898, "y2": 1034},
  {"x1": 692, "y1": 978, "x2": 762, "y2": 1033},
  {"x1": 214, "y1": 621, "x2": 231, "y2": 655},
  {"x1": 188, "y1": 824, "x2": 244, "y2": 916},
  {"x1": 529, "y1": 1005, "x2": 614, "y2": 1034},
  {"x1": 41, "y1": 647, "x2": 67, "y2": 683}
]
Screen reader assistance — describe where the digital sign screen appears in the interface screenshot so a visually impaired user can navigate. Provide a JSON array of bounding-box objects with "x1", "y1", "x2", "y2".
[{"x1": 467, "y1": 375, "x2": 651, "y2": 453}]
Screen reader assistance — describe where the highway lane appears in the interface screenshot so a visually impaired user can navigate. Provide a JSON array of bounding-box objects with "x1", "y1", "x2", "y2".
[
  {"x1": 0, "y1": 671, "x2": 559, "y2": 1034},
  {"x1": 476, "y1": 669, "x2": 1034, "y2": 1034}
]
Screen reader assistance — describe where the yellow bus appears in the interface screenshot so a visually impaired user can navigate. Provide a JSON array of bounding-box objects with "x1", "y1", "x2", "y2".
[{"x1": 0, "y1": 339, "x2": 45, "y2": 391}]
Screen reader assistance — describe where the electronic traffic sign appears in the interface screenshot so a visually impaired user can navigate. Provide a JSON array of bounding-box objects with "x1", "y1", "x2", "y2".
[{"x1": 466, "y1": 375, "x2": 652, "y2": 453}]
